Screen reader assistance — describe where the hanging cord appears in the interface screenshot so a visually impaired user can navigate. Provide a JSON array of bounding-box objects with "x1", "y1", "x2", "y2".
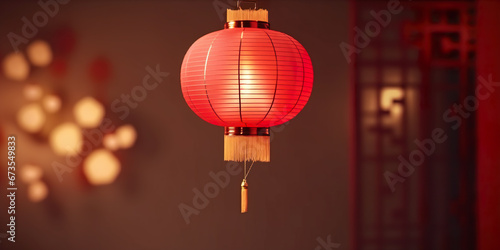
[
  {"x1": 241, "y1": 143, "x2": 254, "y2": 213},
  {"x1": 243, "y1": 143, "x2": 255, "y2": 180},
  {"x1": 244, "y1": 149, "x2": 246, "y2": 178},
  {"x1": 237, "y1": 0, "x2": 257, "y2": 10},
  {"x1": 244, "y1": 160, "x2": 255, "y2": 180}
]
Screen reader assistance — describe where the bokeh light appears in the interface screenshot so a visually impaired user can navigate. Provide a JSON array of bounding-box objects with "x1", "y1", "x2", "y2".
[
  {"x1": 20, "y1": 164, "x2": 43, "y2": 184},
  {"x1": 23, "y1": 84, "x2": 43, "y2": 101},
  {"x1": 17, "y1": 103, "x2": 46, "y2": 133},
  {"x1": 115, "y1": 124, "x2": 137, "y2": 149},
  {"x1": 49, "y1": 123, "x2": 83, "y2": 156},
  {"x1": 2, "y1": 52, "x2": 29, "y2": 81},
  {"x1": 83, "y1": 149, "x2": 121, "y2": 185},
  {"x1": 103, "y1": 133, "x2": 120, "y2": 151},
  {"x1": 27, "y1": 40, "x2": 53, "y2": 67},
  {"x1": 74, "y1": 97, "x2": 105, "y2": 128},
  {"x1": 28, "y1": 181, "x2": 48, "y2": 202},
  {"x1": 42, "y1": 94, "x2": 62, "y2": 113}
]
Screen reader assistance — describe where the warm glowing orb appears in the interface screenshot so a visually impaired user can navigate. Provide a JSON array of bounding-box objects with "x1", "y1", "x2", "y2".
[
  {"x1": 27, "y1": 40, "x2": 53, "y2": 67},
  {"x1": 17, "y1": 103, "x2": 46, "y2": 133},
  {"x1": 103, "y1": 134, "x2": 120, "y2": 151},
  {"x1": 28, "y1": 181, "x2": 49, "y2": 202},
  {"x1": 20, "y1": 164, "x2": 43, "y2": 184},
  {"x1": 2, "y1": 52, "x2": 29, "y2": 81},
  {"x1": 42, "y1": 94, "x2": 62, "y2": 113},
  {"x1": 83, "y1": 149, "x2": 121, "y2": 185},
  {"x1": 74, "y1": 97, "x2": 105, "y2": 128},
  {"x1": 23, "y1": 84, "x2": 43, "y2": 101},
  {"x1": 115, "y1": 125, "x2": 137, "y2": 149},
  {"x1": 50, "y1": 123, "x2": 83, "y2": 156}
]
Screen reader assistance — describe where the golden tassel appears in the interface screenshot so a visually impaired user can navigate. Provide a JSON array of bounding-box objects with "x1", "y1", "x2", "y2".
[
  {"x1": 241, "y1": 179, "x2": 248, "y2": 213},
  {"x1": 224, "y1": 135, "x2": 270, "y2": 162}
]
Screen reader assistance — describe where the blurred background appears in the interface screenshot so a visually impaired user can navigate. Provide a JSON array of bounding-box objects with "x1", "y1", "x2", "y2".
[{"x1": 0, "y1": 0, "x2": 498, "y2": 249}]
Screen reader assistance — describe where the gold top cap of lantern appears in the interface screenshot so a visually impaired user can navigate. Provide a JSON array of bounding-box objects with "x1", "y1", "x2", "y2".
[
  {"x1": 227, "y1": 8, "x2": 268, "y2": 23},
  {"x1": 225, "y1": 1, "x2": 269, "y2": 29}
]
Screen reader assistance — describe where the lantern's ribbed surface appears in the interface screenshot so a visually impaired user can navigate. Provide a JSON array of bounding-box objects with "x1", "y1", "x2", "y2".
[{"x1": 181, "y1": 28, "x2": 313, "y2": 127}]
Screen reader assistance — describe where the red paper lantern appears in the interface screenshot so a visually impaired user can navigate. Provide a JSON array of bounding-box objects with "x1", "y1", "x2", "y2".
[
  {"x1": 181, "y1": 7, "x2": 313, "y2": 212},
  {"x1": 181, "y1": 27, "x2": 313, "y2": 128},
  {"x1": 181, "y1": 9, "x2": 313, "y2": 164}
]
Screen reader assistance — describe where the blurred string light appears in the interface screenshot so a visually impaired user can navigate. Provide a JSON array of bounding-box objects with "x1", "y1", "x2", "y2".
[
  {"x1": 26, "y1": 40, "x2": 53, "y2": 67},
  {"x1": 115, "y1": 125, "x2": 137, "y2": 149},
  {"x1": 28, "y1": 181, "x2": 49, "y2": 202},
  {"x1": 2, "y1": 38, "x2": 138, "y2": 199},
  {"x1": 73, "y1": 96, "x2": 105, "y2": 128},
  {"x1": 103, "y1": 133, "x2": 120, "y2": 151},
  {"x1": 20, "y1": 164, "x2": 43, "y2": 184},
  {"x1": 20, "y1": 165, "x2": 48, "y2": 203},
  {"x1": 23, "y1": 84, "x2": 43, "y2": 101},
  {"x1": 103, "y1": 125, "x2": 137, "y2": 151},
  {"x1": 16, "y1": 103, "x2": 46, "y2": 133},
  {"x1": 49, "y1": 122, "x2": 83, "y2": 156},
  {"x1": 2, "y1": 52, "x2": 30, "y2": 81},
  {"x1": 83, "y1": 149, "x2": 121, "y2": 186},
  {"x1": 42, "y1": 94, "x2": 62, "y2": 113}
]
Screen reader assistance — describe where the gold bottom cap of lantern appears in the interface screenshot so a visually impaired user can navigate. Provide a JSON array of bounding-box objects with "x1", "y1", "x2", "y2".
[{"x1": 224, "y1": 127, "x2": 270, "y2": 162}]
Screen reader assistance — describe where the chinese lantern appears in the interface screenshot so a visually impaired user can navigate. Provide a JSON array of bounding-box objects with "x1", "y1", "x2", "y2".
[{"x1": 180, "y1": 6, "x2": 313, "y2": 213}]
